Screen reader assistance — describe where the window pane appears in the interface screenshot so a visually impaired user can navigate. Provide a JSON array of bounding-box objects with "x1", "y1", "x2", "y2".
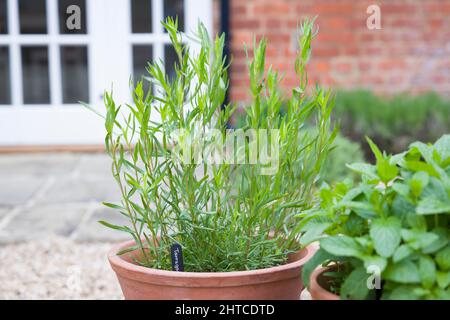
[
  {"x1": 0, "y1": 0, "x2": 7, "y2": 34},
  {"x1": 19, "y1": 0, "x2": 47, "y2": 34},
  {"x1": 0, "y1": 47, "x2": 11, "y2": 104},
  {"x1": 60, "y1": 46, "x2": 89, "y2": 104},
  {"x1": 21, "y1": 46, "x2": 50, "y2": 104},
  {"x1": 164, "y1": 44, "x2": 177, "y2": 81},
  {"x1": 131, "y1": 0, "x2": 152, "y2": 33},
  {"x1": 59, "y1": 0, "x2": 87, "y2": 34},
  {"x1": 164, "y1": 0, "x2": 184, "y2": 32},
  {"x1": 133, "y1": 45, "x2": 153, "y2": 93}
]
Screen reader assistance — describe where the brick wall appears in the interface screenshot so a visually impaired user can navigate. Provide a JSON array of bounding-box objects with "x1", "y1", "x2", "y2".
[{"x1": 223, "y1": 0, "x2": 450, "y2": 101}]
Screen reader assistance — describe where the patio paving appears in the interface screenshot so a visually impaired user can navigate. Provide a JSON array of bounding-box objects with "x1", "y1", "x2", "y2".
[
  {"x1": 0, "y1": 152, "x2": 129, "y2": 244},
  {"x1": 0, "y1": 152, "x2": 127, "y2": 299}
]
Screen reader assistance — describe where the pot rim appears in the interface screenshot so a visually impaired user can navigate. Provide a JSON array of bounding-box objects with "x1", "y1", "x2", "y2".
[
  {"x1": 108, "y1": 239, "x2": 317, "y2": 286},
  {"x1": 309, "y1": 266, "x2": 340, "y2": 300}
]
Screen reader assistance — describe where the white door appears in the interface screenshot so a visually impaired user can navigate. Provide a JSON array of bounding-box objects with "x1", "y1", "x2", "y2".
[{"x1": 0, "y1": 0, "x2": 212, "y2": 146}]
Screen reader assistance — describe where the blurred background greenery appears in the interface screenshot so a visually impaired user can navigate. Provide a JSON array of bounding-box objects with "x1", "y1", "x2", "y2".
[{"x1": 231, "y1": 90, "x2": 450, "y2": 183}]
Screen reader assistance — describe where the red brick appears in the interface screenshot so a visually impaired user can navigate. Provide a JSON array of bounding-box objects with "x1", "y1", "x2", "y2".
[
  {"x1": 313, "y1": 47, "x2": 340, "y2": 57},
  {"x1": 379, "y1": 60, "x2": 406, "y2": 71},
  {"x1": 221, "y1": 0, "x2": 450, "y2": 101},
  {"x1": 263, "y1": 33, "x2": 290, "y2": 44},
  {"x1": 266, "y1": 19, "x2": 282, "y2": 29},
  {"x1": 382, "y1": 4, "x2": 417, "y2": 14},
  {"x1": 314, "y1": 61, "x2": 330, "y2": 73},
  {"x1": 334, "y1": 62, "x2": 353, "y2": 73},
  {"x1": 232, "y1": 4, "x2": 248, "y2": 16},
  {"x1": 253, "y1": 3, "x2": 290, "y2": 15},
  {"x1": 231, "y1": 19, "x2": 260, "y2": 30},
  {"x1": 314, "y1": 3, "x2": 354, "y2": 15},
  {"x1": 358, "y1": 61, "x2": 372, "y2": 72}
]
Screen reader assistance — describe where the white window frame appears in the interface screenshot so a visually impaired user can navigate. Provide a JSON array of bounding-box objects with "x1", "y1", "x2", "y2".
[
  {"x1": 0, "y1": 0, "x2": 95, "y2": 108},
  {"x1": 0, "y1": 0, "x2": 213, "y2": 146}
]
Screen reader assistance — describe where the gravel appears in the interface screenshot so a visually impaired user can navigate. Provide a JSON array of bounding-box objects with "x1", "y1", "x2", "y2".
[
  {"x1": 0, "y1": 236, "x2": 313, "y2": 300},
  {"x1": 0, "y1": 236, "x2": 123, "y2": 300}
]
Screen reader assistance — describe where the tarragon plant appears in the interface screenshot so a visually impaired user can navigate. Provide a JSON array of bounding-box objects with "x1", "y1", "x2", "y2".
[
  {"x1": 96, "y1": 17, "x2": 336, "y2": 272},
  {"x1": 301, "y1": 135, "x2": 450, "y2": 299}
]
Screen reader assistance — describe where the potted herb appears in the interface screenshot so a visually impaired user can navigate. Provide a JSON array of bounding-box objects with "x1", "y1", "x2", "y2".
[
  {"x1": 301, "y1": 135, "x2": 450, "y2": 300},
  {"x1": 94, "y1": 18, "x2": 336, "y2": 299}
]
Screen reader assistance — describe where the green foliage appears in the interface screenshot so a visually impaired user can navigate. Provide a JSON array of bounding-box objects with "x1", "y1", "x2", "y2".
[
  {"x1": 301, "y1": 134, "x2": 450, "y2": 300},
  {"x1": 234, "y1": 117, "x2": 362, "y2": 184},
  {"x1": 322, "y1": 134, "x2": 364, "y2": 183},
  {"x1": 334, "y1": 90, "x2": 450, "y2": 156},
  {"x1": 92, "y1": 18, "x2": 336, "y2": 272}
]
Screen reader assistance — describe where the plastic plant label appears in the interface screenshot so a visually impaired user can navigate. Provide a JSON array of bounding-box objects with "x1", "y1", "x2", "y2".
[{"x1": 171, "y1": 243, "x2": 184, "y2": 272}]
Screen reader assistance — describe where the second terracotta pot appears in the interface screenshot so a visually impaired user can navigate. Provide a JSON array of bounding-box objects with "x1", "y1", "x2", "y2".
[
  {"x1": 108, "y1": 239, "x2": 317, "y2": 300},
  {"x1": 309, "y1": 266, "x2": 340, "y2": 300}
]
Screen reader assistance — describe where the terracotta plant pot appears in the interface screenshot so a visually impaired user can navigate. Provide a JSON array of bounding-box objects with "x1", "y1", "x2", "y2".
[
  {"x1": 309, "y1": 266, "x2": 340, "y2": 300},
  {"x1": 108, "y1": 239, "x2": 317, "y2": 300}
]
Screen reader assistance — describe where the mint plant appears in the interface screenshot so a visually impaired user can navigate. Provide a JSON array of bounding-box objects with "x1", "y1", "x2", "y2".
[
  {"x1": 92, "y1": 18, "x2": 336, "y2": 272},
  {"x1": 301, "y1": 135, "x2": 450, "y2": 299}
]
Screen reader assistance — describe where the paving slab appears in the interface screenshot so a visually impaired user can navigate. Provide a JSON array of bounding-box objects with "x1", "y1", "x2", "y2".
[
  {"x1": 74, "y1": 207, "x2": 131, "y2": 242},
  {"x1": 37, "y1": 177, "x2": 121, "y2": 205},
  {"x1": 0, "y1": 153, "x2": 80, "y2": 178},
  {"x1": 0, "y1": 207, "x2": 10, "y2": 221},
  {"x1": 77, "y1": 153, "x2": 113, "y2": 178},
  {"x1": 0, "y1": 176, "x2": 46, "y2": 206},
  {"x1": 0, "y1": 204, "x2": 88, "y2": 244},
  {"x1": 0, "y1": 152, "x2": 137, "y2": 245}
]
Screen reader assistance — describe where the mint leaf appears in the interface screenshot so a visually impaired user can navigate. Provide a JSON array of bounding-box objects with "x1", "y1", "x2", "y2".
[
  {"x1": 377, "y1": 158, "x2": 399, "y2": 183},
  {"x1": 299, "y1": 221, "x2": 331, "y2": 246},
  {"x1": 422, "y1": 228, "x2": 448, "y2": 254},
  {"x1": 320, "y1": 235, "x2": 365, "y2": 258},
  {"x1": 409, "y1": 172, "x2": 429, "y2": 198},
  {"x1": 361, "y1": 255, "x2": 387, "y2": 272},
  {"x1": 419, "y1": 256, "x2": 436, "y2": 289},
  {"x1": 340, "y1": 266, "x2": 371, "y2": 300},
  {"x1": 401, "y1": 229, "x2": 439, "y2": 250},
  {"x1": 301, "y1": 248, "x2": 335, "y2": 287},
  {"x1": 384, "y1": 260, "x2": 421, "y2": 284},
  {"x1": 435, "y1": 247, "x2": 450, "y2": 271},
  {"x1": 434, "y1": 134, "x2": 450, "y2": 164},
  {"x1": 366, "y1": 136, "x2": 383, "y2": 162},
  {"x1": 436, "y1": 271, "x2": 450, "y2": 289},
  {"x1": 417, "y1": 197, "x2": 450, "y2": 215},
  {"x1": 387, "y1": 286, "x2": 423, "y2": 300},
  {"x1": 346, "y1": 163, "x2": 378, "y2": 180},
  {"x1": 370, "y1": 217, "x2": 401, "y2": 257},
  {"x1": 409, "y1": 142, "x2": 434, "y2": 164},
  {"x1": 393, "y1": 244, "x2": 413, "y2": 263}
]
